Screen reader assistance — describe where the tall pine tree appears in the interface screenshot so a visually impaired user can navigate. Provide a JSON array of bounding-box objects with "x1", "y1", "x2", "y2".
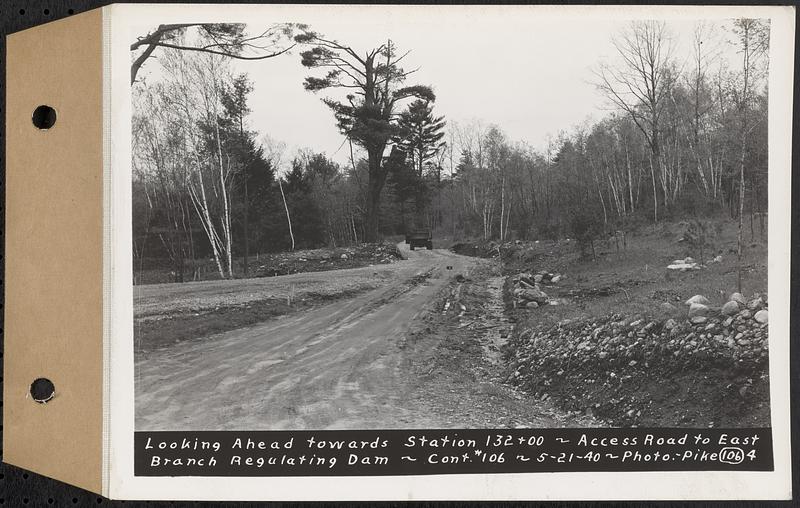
[{"x1": 396, "y1": 99, "x2": 446, "y2": 177}]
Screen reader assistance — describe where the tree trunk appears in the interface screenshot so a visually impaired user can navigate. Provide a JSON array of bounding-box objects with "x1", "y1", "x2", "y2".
[
  {"x1": 737, "y1": 139, "x2": 745, "y2": 293},
  {"x1": 737, "y1": 20, "x2": 752, "y2": 294},
  {"x1": 499, "y1": 176, "x2": 506, "y2": 241},
  {"x1": 243, "y1": 175, "x2": 249, "y2": 276},
  {"x1": 213, "y1": 118, "x2": 233, "y2": 278},
  {"x1": 189, "y1": 168, "x2": 225, "y2": 280},
  {"x1": 241, "y1": 117, "x2": 249, "y2": 277},
  {"x1": 364, "y1": 148, "x2": 386, "y2": 243},
  {"x1": 649, "y1": 155, "x2": 658, "y2": 223},
  {"x1": 278, "y1": 178, "x2": 295, "y2": 251},
  {"x1": 365, "y1": 178, "x2": 381, "y2": 243}
]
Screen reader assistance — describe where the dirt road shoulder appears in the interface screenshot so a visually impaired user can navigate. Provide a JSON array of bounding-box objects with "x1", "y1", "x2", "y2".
[{"x1": 397, "y1": 262, "x2": 601, "y2": 428}]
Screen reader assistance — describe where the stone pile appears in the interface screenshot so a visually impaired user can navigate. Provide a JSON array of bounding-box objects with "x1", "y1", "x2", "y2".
[
  {"x1": 682, "y1": 291, "x2": 768, "y2": 326},
  {"x1": 510, "y1": 271, "x2": 565, "y2": 309},
  {"x1": 254, "y1": 243, "x2": 402, "y2": 277},
  {"x1": 506, "y1": 293, "x2": 769, "y2": 399},
  {"x1": 667, "y1": 256, "x2": 700, "y2": 271}
]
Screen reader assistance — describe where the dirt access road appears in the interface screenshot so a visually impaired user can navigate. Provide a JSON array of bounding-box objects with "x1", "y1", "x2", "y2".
[{"x1": 136, "y1": 244, "x2": 595, "y2": 430}]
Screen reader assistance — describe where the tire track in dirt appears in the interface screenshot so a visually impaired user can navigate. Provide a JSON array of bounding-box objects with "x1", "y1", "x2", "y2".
[
  {"x1": 135, "y1": 246, "x2": 474, "y2": 430},
  {"x1": 399, "y1": 264, "x2": 602, "y2": 428},
  {"x1": 135, "y1": 244, "x2": 599, "y2": 430}
]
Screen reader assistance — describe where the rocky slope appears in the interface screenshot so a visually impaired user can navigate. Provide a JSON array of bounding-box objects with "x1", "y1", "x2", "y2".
[{"x1": 504, "y1": 292, "x2": 770, "y2": 427}]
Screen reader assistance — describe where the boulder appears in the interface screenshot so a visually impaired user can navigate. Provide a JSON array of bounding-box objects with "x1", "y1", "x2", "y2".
[
  {"x1": 533, "y1": 274, "x2": 544, "y2": 283},
  {"x1": 685, "y1": 295, "x2": 711, "y2": 306},
  {"x1": 730, "y1": 292, "x2": 747, "y2": 305},
  {"x1": 340, "y1": 254, "x2": 348, "y2": 259},
  {"x1": 664, "y1": 318, "x2": 677, "y2": 330},
  {"x1": 526, "y1": 301, "x2": 539, "y2": 309},
  {"x1": 668, "y1": 262, "x2": 700, "y2": 271},
  {"x1": 519, "y1": 288, "x2": 548, "y2": 304},
  {"x1": 660, "y1": 302, "x2": 679, "y2": 314},
  {"x1": 721, "y1": 300, "x2": 740, "y2": 316},
  {"x1": 754, "y1": 309, "x2": 768, "y2": 324},
  {"x1": 691, "y1": 316, "x2": 708, "y2": 324},
  {"x1": 688, "y1": 303, "x2": 709, "y2": 317},
  {"x1": 518, "y1": 279, "x2": 536, "y2": 289},
  {"x1": 747, "y1": 297, "x2": 764, "y2": 311},
  {"x1": 551, "y1": 274, "x2": 562, "y2": 283}
]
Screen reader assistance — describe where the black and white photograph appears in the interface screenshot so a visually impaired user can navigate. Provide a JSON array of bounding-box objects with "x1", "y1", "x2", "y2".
[{"x1": 131, "y1": 8, "x2": 775, "y2": 434}]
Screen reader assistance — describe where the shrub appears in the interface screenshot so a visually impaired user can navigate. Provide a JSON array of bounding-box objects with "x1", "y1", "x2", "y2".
[{"x1": 569, "y1": 210, "x2": 603, "y2": 260}]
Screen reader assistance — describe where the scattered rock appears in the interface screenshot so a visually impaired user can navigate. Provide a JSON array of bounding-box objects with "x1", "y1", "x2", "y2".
[
  {"x1": 505, "y1": 280, "x2": 769, "y2": 428},
  {"x1": 748, "y1": 297, "x2": 764, "y2": 311},
  {"x1": 660, "y1": 302, "x2": 679, "y2": 314},
  {"x1": 519, "y1": 287, "x2": 548, "y2": 304},
  {"x1": 340, "y1": 254, "x2": 348, "y2": 259},
  {"x1": 668, "y1": 261, "x2": 700, "y2": 271},
  {"x1": 685, "y1": 295, "x2": 711, "y2": 306},
  {"x1": 730, "y1": 292, "x2": 747, "y2": 305},
  {"x1": 721, "y1": 301, "x2": 740, "y2": 316},
  {"x1": 688, "y1": 303, "x2": 709, "y2": 317},
  {"x1": 526, "y1": 301, "x2": 539, "y2": 309}
]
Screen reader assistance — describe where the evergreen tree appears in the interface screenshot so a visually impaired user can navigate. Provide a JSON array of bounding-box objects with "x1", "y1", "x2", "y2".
[
  {"x1": 221, "y1": 74, "x2": 255, "y2": 274},
  {"x1": 300, "y1": 34, "x2": 435, "y2": 241},
  {"x1": 396, "y1": 99, "x2": 446, "y2": 177}
]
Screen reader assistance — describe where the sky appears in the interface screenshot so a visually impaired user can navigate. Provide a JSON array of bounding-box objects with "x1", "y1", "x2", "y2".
[{"x1": 134, "y1": 7, "x2": 746, "y2": 169}]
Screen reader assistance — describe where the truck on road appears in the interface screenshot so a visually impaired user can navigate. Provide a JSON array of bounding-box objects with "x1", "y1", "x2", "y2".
[{"x1": 405, "y1": 230, "x2": 433, "y2": 251}]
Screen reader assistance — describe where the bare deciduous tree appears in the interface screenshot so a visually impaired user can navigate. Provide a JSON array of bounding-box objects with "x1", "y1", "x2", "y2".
[
  {"x1": 732, "y1": 18, "x2": 770, "y2": 292},
  {"x1": 594, "y1": 21, "x2": 677, "y2": 221}
]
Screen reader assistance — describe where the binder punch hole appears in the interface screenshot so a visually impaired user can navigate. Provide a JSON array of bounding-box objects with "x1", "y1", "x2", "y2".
[
  {"x1": 30, "y1": 378, "x2": 55, "y2": 404},
  {"x1": 31, "y1": 105, "x2": 57, "y2": 129}
]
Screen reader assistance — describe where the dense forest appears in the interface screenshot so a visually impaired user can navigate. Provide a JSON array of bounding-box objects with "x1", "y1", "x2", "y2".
[{"x1": 132, "y1": 19, "x2": 769, "y2": 282}]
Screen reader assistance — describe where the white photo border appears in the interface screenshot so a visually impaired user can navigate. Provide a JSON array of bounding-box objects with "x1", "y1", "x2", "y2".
[{"x1": 107, "y1": 3, "x2": 794, "y2": 500}]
